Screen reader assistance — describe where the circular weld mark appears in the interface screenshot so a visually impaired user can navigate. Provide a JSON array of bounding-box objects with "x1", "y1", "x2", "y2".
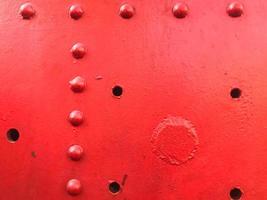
[{"x1": 151, "y1": 116, "x2": 199, "y2": 166}]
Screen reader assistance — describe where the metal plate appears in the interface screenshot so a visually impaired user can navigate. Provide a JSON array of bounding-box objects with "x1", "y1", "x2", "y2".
[{"x1": 0, "y1": 0, "x2": 266, "y2": 199}]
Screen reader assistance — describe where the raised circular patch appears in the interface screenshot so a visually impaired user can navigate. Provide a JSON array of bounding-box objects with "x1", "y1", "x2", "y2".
[{"x1": 151, "y1": 116, "x2": 199, "y2": 166}]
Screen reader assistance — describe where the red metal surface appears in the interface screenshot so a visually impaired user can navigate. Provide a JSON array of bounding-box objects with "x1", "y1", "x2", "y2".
[{"x1": 1, "y1": 0, "x2": 267, "y2": 199}]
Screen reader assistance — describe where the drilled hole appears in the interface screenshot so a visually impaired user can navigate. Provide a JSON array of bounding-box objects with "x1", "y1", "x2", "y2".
[
  {"x1": 112, "y1": 85, "x2": 123, "y2": 97},
  {"x1": 230, "y1": 187, "x2": 243, "y2": 200},
  {"x1": 7, "y1": 128, "x2": 20, "y2": 143},
  {"x1": 109, "y1": 181, "x2": 121, "y2": 194},
  {"x1": 230, "y1": 88, "x2": 241, "y2": 99}
]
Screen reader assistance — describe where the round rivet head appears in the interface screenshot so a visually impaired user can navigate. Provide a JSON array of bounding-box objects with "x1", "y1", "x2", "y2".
[
  {"x1": 68, "y1": 145, "x2": 84, "y2": 161},
  {"x1": 227, "y1": 2, "x2": 244, "y2": 17},
  {"x1": 69, "y1": 76, "x2": 86, "y2": 93},
  {"x1": 173, "y1": 3, "x2": 189, "y2": 18},
  {"x1": 66, "y1": 179, "x2": 82, "y2": 196},
  {"x1": 119, "y1": 4, "x2": 135, "y2": 19},
  {"x1": 71, "y1": 43, "x2": 86, "y2": 59},
  {"x1": 69, "y1": 5, "x2": 84, "y2": 20},
  {"x1": 19, "y1": 3, "x2": 35, "y2": 19},
  {"x1": 69, "y1": 110, "x2": 84, "y2": 126}
]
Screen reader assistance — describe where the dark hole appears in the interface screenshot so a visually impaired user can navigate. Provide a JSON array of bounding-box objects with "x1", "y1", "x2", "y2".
[
  {"x1": 7, "y1": 128, "x2": 20, "y2": 143},
  {"x1": 109, "y1": 181, "x2": 121, "y2": 194},
  {"x1": 230, "y1": 187, "x2": 243, "y2": 199},
  {"x1": 112, "y1": 85, "x2": 123, "y2": 97},
  {"x1": 230, "y1": 88, "x2": 241, "y2": 99}
]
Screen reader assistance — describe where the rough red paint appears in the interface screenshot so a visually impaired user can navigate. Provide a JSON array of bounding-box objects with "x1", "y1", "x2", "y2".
[{"x1": 0, "y1": 0, "x2": 267, "y2": 199}]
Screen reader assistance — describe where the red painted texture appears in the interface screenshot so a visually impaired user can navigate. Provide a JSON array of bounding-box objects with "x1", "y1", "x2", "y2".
[{"x1": 0, "y1": 0, "x2": 266, "y2": 199}]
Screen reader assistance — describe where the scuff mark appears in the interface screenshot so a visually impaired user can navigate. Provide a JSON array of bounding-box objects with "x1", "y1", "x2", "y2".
[
  {"x1": 121, "y1": 174, "x2": 128, "y2": 186},
  {"x1": 31, "y1": 151, "x2": 37, "y2": 158}
]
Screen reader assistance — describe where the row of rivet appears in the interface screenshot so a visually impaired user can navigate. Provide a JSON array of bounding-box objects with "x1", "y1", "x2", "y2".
[
  {"x1": 66, "y1": 69, "x2": 84, "y2": 196},
  {"x1": 65, "y1": 10, "x2": 87, "y2": 195},
  {"x1": 19, "y1": 2, "x2": 244, "y2": 20},
  {"x1": 66, "y1": 51, "x2": 85, "y2": 195},
  {"x1": 66, "y1": 76, "x2": 84, "y2": 195},
  {"x1": 66, "y1": 144, "x2": 83, "y2": 195}
]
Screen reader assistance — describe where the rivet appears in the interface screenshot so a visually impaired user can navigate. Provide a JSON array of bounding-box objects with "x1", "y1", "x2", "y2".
[
  {"x1": 71, "y1": 43, "x2": 86, "y2": 59},
  {"x1": 172, "y1": 3, "x2": 189, "y2": 18},
  {"x1": 68, "y1": 145, "x2": 84, "y2": 161},
  {"x1": 66, "y1": 179, "x2": 82, "y2": 196},
  {"x1": 69, "y1": 5, "x2": 84, "y2": 20},
  {"x1": 227, "y1": 2, "x2": 244, "y2": 17},
  {"x1": 19, "y1": 3, "x2": 35, "y2": 19},
  {"x1": 69, "y1": 110, "x2": 84, "y2": 126},
  {"x1": 119, "y1": 4, "x2": 135, "y2": 19},
  {"x1": 69, "y1": 76, "x2": 86, "y2": 93}
]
